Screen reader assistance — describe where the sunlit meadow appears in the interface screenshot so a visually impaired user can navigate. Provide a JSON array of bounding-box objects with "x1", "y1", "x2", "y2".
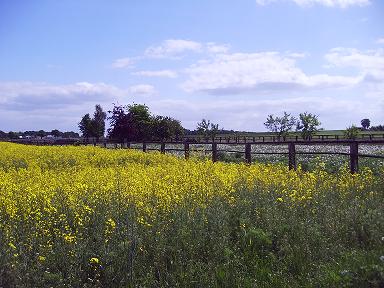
[{"x1": 0, "y1": 142, "x2": 383, "y2": 287}]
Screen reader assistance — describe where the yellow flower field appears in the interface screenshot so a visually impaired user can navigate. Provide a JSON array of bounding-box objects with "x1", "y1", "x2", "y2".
[{"x1": 0, "y1": 142, "x2": 383, "y2": 287}]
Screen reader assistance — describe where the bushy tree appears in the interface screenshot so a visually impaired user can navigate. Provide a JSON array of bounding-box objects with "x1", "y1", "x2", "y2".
[
  {"x1": 296, "y1": 112, "x2": 321, "y2": 140},
  {"x1": 152, "y1": 116, "x2": 184, "y2": 141},
  {"x1": 51, "y1": 129, "x2": 62, "y2": 138},
  {"x1": 196, "y1": 119, "x2": 220, "y2": 140},
  {"x1": 344, "y1": 125, "x2": 360, "y2": 140},
  {"x1": 108, "y1": 103, "x2": 184, "y2": 141},
  {"x1": 78, "y1": 105, "x2": 107, "y2": 140},
  {"x1": 78, "y1": 114, "x2": 93, "y2": 139},
  {"x1": 361, "y1": 118, "x2": 370, "y2": 130},
  {"x1": 36, "y1": 130, "x2": 46, "y2": 139},
  {"x1": 264, "y1": 112, "x2": 296, "y2": 140}
]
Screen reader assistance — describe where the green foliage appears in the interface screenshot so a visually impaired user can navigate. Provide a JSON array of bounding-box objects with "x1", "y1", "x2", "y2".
[
  {"x1": 344, "y1": 125, "x2": 360, "y2": 140},
  {"x1": 78, "y1": 105, "x2": 107, "y2": 140},
  {"x1": 361, "y1": 119, "x2": 371, "y2": 130},
  {"x1": 196, "y1": 119, "x2": 220, "y2": 139},
  {"x1": 78, "y1": 113, "x2": 93, "y2": 138},
  {"x1": 296, "y1": 112, "x2": 321, "y2": 140},
  {"x1": 50, "y1": 129, "x2": 61, "y2": 138},
  {"x1": 92, "y1": 104, "x2": 107, "y2": 140},
  {"x1": 264, "y1": 112, "x2": 296, "y2": 140},
  {"x1": 108, "y1": 103, "x2": 184, "y2": 141},
  {"x1": 152, "y1": 116, "x2": 184, "y2": 141}
]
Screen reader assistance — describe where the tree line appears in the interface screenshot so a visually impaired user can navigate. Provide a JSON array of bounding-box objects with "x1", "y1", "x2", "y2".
[
  {"x1": 0, "y1": 130, "x2": 79, "y2": 140},
  {"x1": 77, "y1": 104, "x2": 383, "y2": 142},
  {"x1": 79, "y1": 104, "x2": 184, "y2": 142}
]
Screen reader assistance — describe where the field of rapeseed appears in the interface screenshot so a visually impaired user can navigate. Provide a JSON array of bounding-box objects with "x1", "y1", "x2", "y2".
[{"x1": 0, "y1": 142, "x2": 383, "y2": 287}]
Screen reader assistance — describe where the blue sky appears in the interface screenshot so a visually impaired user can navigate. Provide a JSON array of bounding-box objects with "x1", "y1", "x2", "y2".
[{"x1": 0, "y1": 0, "x2": 383, "y2": 132}]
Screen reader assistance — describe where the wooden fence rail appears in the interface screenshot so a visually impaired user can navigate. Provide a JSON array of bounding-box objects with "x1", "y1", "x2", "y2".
[{"x1": 99, "y1": 139, "x2": 384, "y2": 174}]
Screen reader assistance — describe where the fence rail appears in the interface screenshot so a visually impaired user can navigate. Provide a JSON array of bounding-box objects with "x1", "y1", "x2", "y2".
[{"x1": 10, "y1": 138, "x2": 384, "y2": 174}]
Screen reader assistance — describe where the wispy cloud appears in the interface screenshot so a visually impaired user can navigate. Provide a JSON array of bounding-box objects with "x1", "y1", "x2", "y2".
[
  {"x1": 325, "y1": 47, "x2": 384, "y2": 82},
  {"x1": 0, "y1": 81, "x2": 159, "y2": 111},
  {"x1": 132, "y1": 70, "x2": 178, "y2": 78},
  {"x1": 182, "y1": 52, "x2": 359, "y2": 94},
  {"x1": 256, "y1": 0, "x2": 370, "y2": 8},
  {"x1": 377, "y1": 38, "x2": 384, "y2": 45},
  {"x1": 128, "y1": 84, "x2": 157, "y2": 96},
  {"x1": 144, "y1": 39, "x2": 203, "y2": 59},
  {"x1": 111, "y1": 57, "x2": 135, "y2": 68}
]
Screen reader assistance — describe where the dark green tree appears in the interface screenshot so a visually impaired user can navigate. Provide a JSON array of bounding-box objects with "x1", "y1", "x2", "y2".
[
  {"x1": 296, "y1": 112, "x2": 321, "y2": 140},
  {"x1": 108, "y1": 104, "x2": 151, "y2": 141},
  {"x1": 344, "y1": 125, "x2": 360, "y2": 140},
  {"x1": 361, "y1": 118, "x2": 370, "y2": 130},
  {"x1": 196, "y1": 119, "x2": 220, "y2": 140},
  {"x1": 79, "y1": 105, "x2": 107, "y2": 141},
  {"x1": 92, "y1": 104, "x2": 107, "y2": 141},
  {"x1": 78, "y1": 114, "x2": 93, "y2": 139},
  {"x1": 51, "y1": 129, "x2": 62, "y2": 138},
  {"x1": 152, "y1": 116, "x2": 184, "y2": 141},
  {"x1": 264, "y1": 112, "x2": 296, "y2": 140},
  {"x1": 108, "y1": 103, "x2": 184, "y2": 141},
  {"x1": 36, "y1": 130, "x2": 46, "y2": 139}
]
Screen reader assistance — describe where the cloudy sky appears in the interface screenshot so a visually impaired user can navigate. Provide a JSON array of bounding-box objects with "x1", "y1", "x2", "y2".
[{"x1": 0, "y1": 0, "x2": 383, "y2": 132}]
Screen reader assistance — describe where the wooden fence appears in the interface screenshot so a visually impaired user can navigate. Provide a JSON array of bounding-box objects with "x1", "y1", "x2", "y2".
[
  {"x1": 9, "y1": 139, "x2": 384, "y2": 174},
  {"x1": 178, "y1": 133, "x2": 384, "y2": 143},
  {"x1": 98, "y1": 139, "x2": 384, "y2": 174}
]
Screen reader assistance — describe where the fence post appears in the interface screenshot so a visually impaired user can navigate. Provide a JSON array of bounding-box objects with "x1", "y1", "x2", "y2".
[
  {"x1": 103, "y1": 140, "x2": 107, "y2": 148},
  {"x1": 160, "y1": 142, "x2": 165, "y2": 154},
  {"x1": 142, "y1": 142, "x2": 147, "y2": 152},
  {"x1": 350, "y1": 142, "x2": 358, "y2": 174},
  {"x1": 127, "y1": 142, "x2": 130, "y2": 149},
  {"x1": 184, "y1": 142, "x2": 189, "y2": 159},
  {"x1": 245, "y1": 143, "x2": 252, "y2": 164},
  {"x1": 212, "y1": 143, "x2": 218, "y2": 162},
  {"x1": 288, "y1": 142, "x2": 296, "y2": 170}
]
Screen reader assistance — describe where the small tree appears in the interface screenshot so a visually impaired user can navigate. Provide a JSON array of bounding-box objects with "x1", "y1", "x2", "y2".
[
  {"x1": 264, "y1": 112, "x2": 296, "y2": 140},
  {"x1": 296, "y1": 112, "x2": 321, "y2": 140},
  {"x1": 361, "y1": 118, "x2": 370, "y2": 130},
  {"x1": 92, "y1": 104, "x2": 107, "y2": 141},
  {"x1": 37, "y1": 130, "x2": 46, "y2": 139},
  {"x1": 344, "y1": 125, "x2": 360, "y2": 140},
  {"x1": 78, "y1": 114, "x2": 93, "y2": 139},
  {"x1": 196, "y1": 119, "x2": 220, "y2": 140},
  {"x1": 79, "y1": 105, "x2": 107, "y2": 141},
  {"x1": 152, "y1": 116, "x2": 184, "y2": 141},
  {"x1": 51, "y1": 129, "x2": 61, "y2": 138}
]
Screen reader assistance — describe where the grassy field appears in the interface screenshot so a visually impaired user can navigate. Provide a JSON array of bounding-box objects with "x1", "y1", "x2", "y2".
[{"x1": 0, "y1": 142, "x2": 383, "y2": 287}]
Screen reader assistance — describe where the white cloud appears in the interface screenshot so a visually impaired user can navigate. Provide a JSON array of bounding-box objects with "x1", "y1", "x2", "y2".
[
  {"x1": 206, "y1": 42, "x2": 231, "y2": 54},
  {"x1": 0, "y1": 81, "x2": 161, "y2": 131},
  {"x1": 132, "y1": 70, "x2": 178, "y2": 78},
  {"x1": 128, "y1": 84, "x2": 157, "y2": 96},
  {"x1": 111, "y1": 57, "x2": 135, "y2": 68},
  {"x1": 0, "y1": 81, "x2": 158, "y2": 112},
  {"x1": 144, "y1": 39, "x2": 203, "y2": 59},
  {"x1": 256, "y1": 0, "x2": 370, "y2": 8},
  {"x1": 376, "y1": 38, "x2": 384, "y2": 45},
  {"x1": 182, "y1": 52, "x2": 359, "y2": 94},
  {"x1": 143, "y1": 39, "x2": 231, "y2": 59},
  {"x1": 325, "y1": 47, "x2": 384, "y2": 82},
  {"x1": 0, "y1": 82, "x2": 126, "y2": 110}
]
